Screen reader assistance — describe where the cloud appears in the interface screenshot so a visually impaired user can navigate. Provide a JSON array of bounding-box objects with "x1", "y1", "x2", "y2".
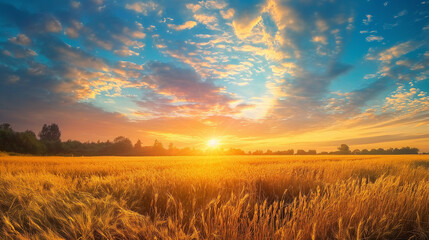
[
  {"x1": 377, "y1": 41, "x2": 420, "y2": 62},
  {"x1": 114, "y1": 47, "x2": 139, "y2": 56},
  {"x1": 394, "y1": 10, "x2": 408, "y2": 18},
  {"x1": 205, "y1": 0, "x2": 227, "y2": 9},
  {"x1": 118, "y1": 61, "x2": 144, "y2": 70},
  {"x1": 45, "y1": 18, "x2": 62, "y2": 32},
  {"x1": 0, "y1": 3, "x2": 64, "y2": 34},
  {"x1": 0, "y1": 64, "x2": 136, "y2": 141},
  {"x1": 232, "y1": 16, "x2": 262, "y2": 39},
  {"x1": 8, "y1": 34, "x2": 32, "y2": 45},
  {"x1": 312, "y1": 36, "x2": 328, "y2": 45},
  {"x1": 125, "y1": 1, "x2": 161, "y2": 15},
  {"x1": 65, "y1": 20, "x2": 83, "y2": 38},
  {"x1": 65, "y1": 12, "x2": 146, "y2": 54},
  {"x1": 193, "y1": 14, "x2": 218, "y2": 30},
  {"x1": 342, "y1": 77, "x2": 390, "y2": 115},
  {"x1": 0, "y1": 42, "x2": 37, "y2": 58},
  {"x1": 141, "y1": 62, "x2": 233, "y2": 106},
  {"x1": 362, "y1": 14, "x2": 373, "y2": 25},
  {"x1": 168, "y1": 21, "x2": 197, "y2": 31},
  {"x1": 71, "y1": 1, "x2": 81, "y2": 8},
  {"x1": 220, "y1": 9, "x2": 235, "y2": 19},
  {"x1": 366, "y1": 35, "x2": 384, "y2": 42},
  {"x1": 65, "y1": 27, "x2": 79, "y2": 38},
  {"x1": 40, "y1": 38, "x2": 107, "y2": 70},
  {"x1": 186, "y1": 3, "x2": 201, "y2": 12},
  {"x1": 131, "y1": 31, "x2": 146, "y2": 38}
]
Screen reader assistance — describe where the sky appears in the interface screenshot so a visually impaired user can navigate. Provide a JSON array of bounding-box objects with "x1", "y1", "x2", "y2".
[{"x1": 0, "y1": 0, "x2": 428, "y2": 151}]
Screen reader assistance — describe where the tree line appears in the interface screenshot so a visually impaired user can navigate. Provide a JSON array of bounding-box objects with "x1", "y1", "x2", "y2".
[
  {"x1": 254, "y1": 144, "x2": 419, "y2": 155},
  {"x1": 0, "y1": 123, "x2": 421, "y2": 156}
]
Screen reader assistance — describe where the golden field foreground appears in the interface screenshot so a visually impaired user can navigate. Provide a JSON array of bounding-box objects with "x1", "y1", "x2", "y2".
[{"x1": 1, "y1": 155, "x2": 429, "y2": 239}]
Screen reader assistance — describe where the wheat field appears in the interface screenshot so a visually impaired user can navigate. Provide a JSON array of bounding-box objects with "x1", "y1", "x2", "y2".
[{"x1": 1, "y1": 154, "x2": 429, "y2": 239}]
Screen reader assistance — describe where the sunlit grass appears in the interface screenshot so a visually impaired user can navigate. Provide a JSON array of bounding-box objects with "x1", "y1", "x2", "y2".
[{"x1": 1, "y1": 155, "x2": 429, "y2": 239}]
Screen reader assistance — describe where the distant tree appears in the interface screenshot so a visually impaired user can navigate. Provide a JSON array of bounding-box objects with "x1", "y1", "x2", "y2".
[
  {"x1": 252, "y1": 150, "x2": 263, "y2": 155},
  {"x1": 108, "y1": 136, "x2": 133, "y2": 155},
  {"x1": 274, "y1": 149, "x2": 294, "y2": 155},
  {"x1": 352, "y1": 149, "x2": 361, "y2": 155},
  {"x1": 0, "y1": 123, "x2": 12, "y2": 131},
  {"x1": 369, "y1": 148, "x2": 378, "y2": 154},
  {"x1": 62, "y1": 140, "x2": 84, "y2": 156},
  {"x1": 153, "y1": 139, "x2": 163, "y2": 149},
  {"x1": 225, "y1": 148, "x2": 246, "y2": 155},
  {"x1": 135, "y1": 139, "x2": 142, "y2": 149},
  {"x1": 296, "y1": 149, "x2": 306, "y2": 155},
  {"x1": 38, "y1": 123, "x2": 62, "y2": 154},
  {"x1": 152, "y1": 139, "x2": 166, "y2": 155},
  {"x1": 338, "y1": 144, "x2": 350, "y2": 153},
  {"x1": 167, "y1": 143, "x2": 179, "y2": 156},
  {"x1": 39, "y1": 124, "x2": 61, "y2": 142},
  {"x1": 397, "y1": 147, "x2": 419, "y2": 154},
  {"x1": 0, "y1": 123, "x2": 13, "y2": 152},
  {"x1": 0, "y1": 124, "x2": 45, "y2": 154},
  {"x1": 18, "y1": 130, "x2": 46, "y2": 154},
  {"x1": 307, "y1": 150, "x2": 317, "y2": 155}
]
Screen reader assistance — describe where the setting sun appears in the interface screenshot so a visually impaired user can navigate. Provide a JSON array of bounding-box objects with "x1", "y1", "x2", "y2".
[{"x1": 207, "y1": 138, "x2": 220, "y2": 148}]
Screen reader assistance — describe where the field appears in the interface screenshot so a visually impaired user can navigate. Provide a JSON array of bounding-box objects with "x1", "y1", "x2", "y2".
[{"x1": 1, "y1": 155, "x2": 429, "y2": 239}]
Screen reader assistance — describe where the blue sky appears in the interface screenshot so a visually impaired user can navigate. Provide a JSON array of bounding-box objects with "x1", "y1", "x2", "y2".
[{"x1": 0, "y1": 0, "x2": 428, "y2": 151}]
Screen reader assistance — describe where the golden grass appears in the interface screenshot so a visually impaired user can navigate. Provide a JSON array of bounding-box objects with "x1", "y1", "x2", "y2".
[{"x1": 1, "y1": 155, "x2": 429, "y2": 239}]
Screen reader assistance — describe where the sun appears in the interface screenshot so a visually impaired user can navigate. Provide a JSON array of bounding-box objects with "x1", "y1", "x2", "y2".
[{"x1": 207, "y1": 138, "x2": 220, "y2": 148}]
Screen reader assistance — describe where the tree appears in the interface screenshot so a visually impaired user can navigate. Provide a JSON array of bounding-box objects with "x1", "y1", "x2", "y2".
[
  {"x1": 296, "y1": 149, "x2": 306, "y2": 155},
  {"x1": 134, "y1": 139, "x2": 142, "y2": 149},
  {"x1": 338, "y1": 144, "x2": 350, "y2": 152},
  {"x1": 225, "y1": 148, "x2": 246, "y2": 155},
  {"x1": 252, "y1": 150, "x2": 263, "y2": 155},
  {"x1": 109, "y1": 136, "x2": 133, "y2": 155},
  {"x1": 361, "y1": 149, "x2": 369, "y2": 154},
  {"x1": 0, "y1": 124, "x2": 45, "y2": 154},
  {"x1": 167, "y1": 143, "x2": 178, "y2": 156},
  {"x1": 134, "y1": 139, "x2": 143, "y2": 155},
  {"x1": 352, "y1": 149, "x2": 361, "y2": 155},
  {"x1": 39, "y1": 124, "x2": 61, "y2": 142},
  {"x1": 38, "y1": 123, "x2": 62, "y2": 154},
  {"x1": 0, "y1": 123, "x2": 12, "y2": 131},
  {"x1": 307, "y1": 150, "x2": 317, "y2": 155},
  {"x1": 153, "y1": 139, "x2": 163, "y2": 149},
  {"x1": 337, "y1": 144, "x2": 351, "y2": 154},
  {"x1": 152, "y1": 139, "x2": 166, "y2": 155}
]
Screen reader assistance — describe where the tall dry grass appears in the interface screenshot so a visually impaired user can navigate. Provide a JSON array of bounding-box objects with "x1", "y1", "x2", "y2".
[{"x1": 1, "y1": 155, "x2": 429, "y2": 239}]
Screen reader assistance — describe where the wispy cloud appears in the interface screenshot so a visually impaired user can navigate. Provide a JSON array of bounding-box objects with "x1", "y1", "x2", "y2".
[
  {"x1": 366, "y1": 35, "x2": 384, "y2": 42},
  {"x1": 168, "y1": 21, "x2": 197, "y2": 31}
]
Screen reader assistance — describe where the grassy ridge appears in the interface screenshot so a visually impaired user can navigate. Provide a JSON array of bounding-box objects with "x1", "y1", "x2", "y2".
[{"x1": 1, "y1": 155, "x2": 429, "y2": 239}]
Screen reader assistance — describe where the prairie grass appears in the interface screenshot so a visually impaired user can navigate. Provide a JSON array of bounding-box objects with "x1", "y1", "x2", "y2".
[{"x1": 1, "y1": 155, "x2": 429, "y2": 239}]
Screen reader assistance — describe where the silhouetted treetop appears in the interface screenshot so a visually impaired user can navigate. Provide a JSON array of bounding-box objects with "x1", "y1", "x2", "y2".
[
  {"x1": 338, "y1": 144, "x2": 350, "y2": 152},
  {"x1": 0, "y1": 123, "x2": 12, "y2": 131},
  {"x1": 39, "y1": 124, "x2": 61, "y2": 142}
]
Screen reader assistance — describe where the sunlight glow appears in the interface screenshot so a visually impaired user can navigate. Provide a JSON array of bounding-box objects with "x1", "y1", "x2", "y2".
[{"x1": 207, "y1": 138, "x2": 220, "y2": 148}]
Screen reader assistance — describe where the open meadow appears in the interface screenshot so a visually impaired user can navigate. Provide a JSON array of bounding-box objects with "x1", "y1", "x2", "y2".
[{"x1": 1, "y1": 154, "x2": 429, "y2": 239}]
